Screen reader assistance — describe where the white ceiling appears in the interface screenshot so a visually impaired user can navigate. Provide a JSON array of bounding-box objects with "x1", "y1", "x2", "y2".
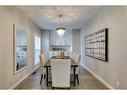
[{"x1": 18, "y1": 6, "x2": 102, "y2": 30}]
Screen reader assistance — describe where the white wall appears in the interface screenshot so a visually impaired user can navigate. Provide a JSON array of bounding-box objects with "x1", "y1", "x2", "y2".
[
  {"x1": 81, "y1": 6, "x2": 127, "y2": 89},
  {"x1": 41, "y1": 29, "x2": 50, "y2": 58},
  {"x1": 0, "y1": 7, "x2": 41, "y2": 89},
  {"x1": 49, "y1": 30, "x2": 72, "y2": 45},
  {"x1": 72, "y1": 29, "x2": 81, "y2": 55}
]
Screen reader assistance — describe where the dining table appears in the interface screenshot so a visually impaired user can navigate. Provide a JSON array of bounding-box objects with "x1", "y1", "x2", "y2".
[{"x1": 44, "y1": 56, "x2": 78, "y2": 87}]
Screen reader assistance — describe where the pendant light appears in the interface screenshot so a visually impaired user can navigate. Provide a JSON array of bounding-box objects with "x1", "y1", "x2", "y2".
[{"x1": 56, "y1": 15, "x2": 65, "y2": 37}]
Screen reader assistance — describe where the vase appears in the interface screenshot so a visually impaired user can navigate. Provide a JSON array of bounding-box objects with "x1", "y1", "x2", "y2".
[{"x1": 61, "y1": 51, "x2": 64, "y2": 58}]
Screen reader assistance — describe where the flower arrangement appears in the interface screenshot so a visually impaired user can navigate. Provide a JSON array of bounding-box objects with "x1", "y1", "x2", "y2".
[{"x1": 60, "y1": 48, "x2": 66, "y2": 57}]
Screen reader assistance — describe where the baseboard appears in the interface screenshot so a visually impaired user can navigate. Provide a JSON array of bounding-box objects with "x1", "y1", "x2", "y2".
[
  {"x1": 9, "y1": 64, "x2": 41, "y2": 89},
  {"x1": 80, "y1": 63, "x2": 114, "y2": 89}
]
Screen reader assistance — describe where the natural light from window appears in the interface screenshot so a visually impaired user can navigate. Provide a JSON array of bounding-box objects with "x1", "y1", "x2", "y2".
[{"x1": 34, "y1": 35, "x2": 41, "y2": 66}]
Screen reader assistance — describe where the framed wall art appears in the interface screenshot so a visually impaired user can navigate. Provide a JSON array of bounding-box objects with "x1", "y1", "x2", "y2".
[{"x1": 85, "y1": 28, "x2": 108, "y2": 61}]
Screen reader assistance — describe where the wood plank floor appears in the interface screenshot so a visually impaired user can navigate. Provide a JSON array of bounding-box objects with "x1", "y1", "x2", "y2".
[{"x1": 15, "y1": 65, "x2": 108, "y2": 89}]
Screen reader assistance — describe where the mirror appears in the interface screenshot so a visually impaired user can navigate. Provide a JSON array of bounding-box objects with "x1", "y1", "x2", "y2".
[{"x1": 13, "y1": 24, "x2": 27, "y2": 74}]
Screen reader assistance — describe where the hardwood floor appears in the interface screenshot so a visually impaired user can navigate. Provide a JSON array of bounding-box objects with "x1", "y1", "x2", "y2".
[{"x1": 15, "y1": 65, "x2": 108, "y2": 89}]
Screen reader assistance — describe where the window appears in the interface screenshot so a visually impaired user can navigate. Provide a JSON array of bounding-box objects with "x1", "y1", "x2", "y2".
[{"x1": 34, "y1": 34, "x2": 41, "y2": 65}]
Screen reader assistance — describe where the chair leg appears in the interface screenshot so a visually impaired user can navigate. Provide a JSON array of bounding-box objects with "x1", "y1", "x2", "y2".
[
  {"x1": 44, "y1": 74, "x2": 46, "y2": 79},
  {"x1": 76, "y1": 75, "x2": 79, "y2": 84},
  {"x1": 52, "y1": 87, "x2": 54, "y2": 89},
  {"x1": 40, "y1": 74, "x2": 43, "y2": 84},
  {"x1": 68, "y1": 87, "x2": 70, "y2": 89}
]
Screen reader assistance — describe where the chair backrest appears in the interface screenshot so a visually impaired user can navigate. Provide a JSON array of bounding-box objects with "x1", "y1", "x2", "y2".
[
  {"x1": 74, "y1": 54, "x2": 81, "y2": 64},
  {"x1": 72, "y1": 52, "x2": 76, "y2": 61},
  {"x1": 40, "y1": 53, "x2": 48, "y2": 74},
  {"x1": 72, "y1": 52, "x2": 81, "y2": 63},
  {"x1": 51, "y1": 59, "x2": 71, "y2": 88}
]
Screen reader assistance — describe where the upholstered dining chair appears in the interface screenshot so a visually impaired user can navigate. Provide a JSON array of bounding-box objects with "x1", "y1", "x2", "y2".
[
  {"x1": 50, "y1": 59, "x2": 71, "y2": 89},
  {"x1": 39, "y1": 53, "x2": 48, "y2": 84},
  {"x1": 74, "y1": 54, "x2": 81, "y2": 84},
  {"x1": 71, "y1": 52, "x2": 80, "y2": 84}
]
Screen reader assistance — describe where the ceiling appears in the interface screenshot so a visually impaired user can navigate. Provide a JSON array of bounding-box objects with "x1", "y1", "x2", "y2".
[{"x1": 18, "y1": 6, "x2": 103, "y2": 30}]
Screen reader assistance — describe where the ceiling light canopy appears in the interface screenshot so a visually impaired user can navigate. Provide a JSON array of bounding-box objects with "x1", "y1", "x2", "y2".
[{"x1": 56, "y1": 15, "x2": 65, "y2": 37}]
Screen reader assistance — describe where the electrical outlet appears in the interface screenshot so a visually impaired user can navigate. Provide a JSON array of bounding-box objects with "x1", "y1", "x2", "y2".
[{"x1": 116, "y1": 81, "x2": 120, "y2": 86}]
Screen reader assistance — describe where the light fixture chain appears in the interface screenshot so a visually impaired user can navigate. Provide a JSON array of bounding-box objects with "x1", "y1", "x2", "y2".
[{"x1": 59, "y1": 15, "x2": 62, "y2": 27}]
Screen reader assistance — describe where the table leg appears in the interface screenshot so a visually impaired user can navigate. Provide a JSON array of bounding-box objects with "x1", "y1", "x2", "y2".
[
  {"x1": 46, "y1": 67, "x2": 48, "y2": 86},
  {"x1": 73, "y1": 67, "x2": 76, "y2": 86}
]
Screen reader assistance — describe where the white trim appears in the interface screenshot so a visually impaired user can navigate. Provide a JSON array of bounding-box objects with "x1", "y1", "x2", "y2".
[
  {"x1": 80, "y1": 63, "x2": 114, "y2": 89},
  {"x1": 9, "y1": 64, "x2": 41, "y2": 89},
  {"x1": 13, "y1": 24, "x2": 28, "y2": 75}
]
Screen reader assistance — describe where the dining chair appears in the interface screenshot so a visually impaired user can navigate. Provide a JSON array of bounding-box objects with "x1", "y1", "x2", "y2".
[
  {"x1": 74, "y1": 54, "x2": 81, "y2": 84},
  {"x1": 71, "y1": 52, "x2": 80, "y2": 84},
  {"x1": 39, "y1": 53, "x2": 48, "y2": 84},
  {"x1": 50, "y1": 59, "x2": 71, "y2": 89}
]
